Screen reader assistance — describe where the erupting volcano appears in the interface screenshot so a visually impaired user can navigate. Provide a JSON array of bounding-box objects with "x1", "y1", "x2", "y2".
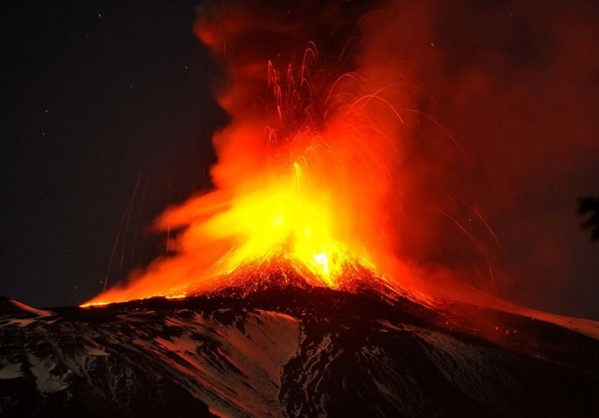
[
  {"x1": 85, "y1": 6, "x2": 410, "y2": 306},
  {"x1": 3, "y1": 1, "x2": 599, "y2": 417}
]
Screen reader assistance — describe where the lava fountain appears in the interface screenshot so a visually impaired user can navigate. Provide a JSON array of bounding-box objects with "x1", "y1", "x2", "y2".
[{"x1": 84, "y1": 2, "x2": 414, "y2": 306}]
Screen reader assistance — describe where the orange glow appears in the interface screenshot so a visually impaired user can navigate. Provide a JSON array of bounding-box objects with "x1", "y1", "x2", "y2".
[{"x1": 84, "y1": 22, "x2": 412, "y2": 306}]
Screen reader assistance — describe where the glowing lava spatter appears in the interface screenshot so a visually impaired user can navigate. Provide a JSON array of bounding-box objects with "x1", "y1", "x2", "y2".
[{"x1": 84, "y1": 23, "x2": 407, "y2": 307}]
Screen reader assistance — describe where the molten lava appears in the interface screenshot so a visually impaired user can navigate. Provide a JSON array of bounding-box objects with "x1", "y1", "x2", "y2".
[{"x1": 84, "y1": 10, "x2": 409, "y2": 307}]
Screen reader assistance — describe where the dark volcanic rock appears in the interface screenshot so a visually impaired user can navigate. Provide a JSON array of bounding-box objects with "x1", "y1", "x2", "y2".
[{"x1": 0, "y1": 287, "x2": 598, "y2": 418}]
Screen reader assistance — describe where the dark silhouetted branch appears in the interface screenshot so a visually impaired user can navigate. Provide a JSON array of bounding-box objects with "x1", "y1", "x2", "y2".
[{"x1": 578, "y1": 196, "x2": 599, "y2": 241}]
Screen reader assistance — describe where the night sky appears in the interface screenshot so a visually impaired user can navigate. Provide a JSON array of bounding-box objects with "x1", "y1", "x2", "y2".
[
  {"x1": 2, "y1": 0, "x2": 598, "y2": 318},
  {"x1": 2, "y1": 0, "x2": 224, "y2": 307}
]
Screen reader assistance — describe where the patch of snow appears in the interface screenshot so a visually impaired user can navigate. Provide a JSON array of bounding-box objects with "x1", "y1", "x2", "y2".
[
  {"x1": 0, "y1": 362, "x2": 22, "y2": 379},
  {"x1": 5, "y1": 318, "x2": 35, "y2": 327},
  {"x1": 154, "y1": 336, "x2": 198, "y2": 354},
  {"x1": 376, "y1": 319, "x2": 406, "y2": 332},
  {"x1": 83, "y1": 345, "x2": 109, "y2": 357},
  {"x1": 128, "y1": 309, "x2": 300, "y2": 418},
  {"x1": 10, "y1": 300, "x2": 54, "y2": 317},
  {"x1": 27, "y1": 352, "x2": 70, "y2": 394}
]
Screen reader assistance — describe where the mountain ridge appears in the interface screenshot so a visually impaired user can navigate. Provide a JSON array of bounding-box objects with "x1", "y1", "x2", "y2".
[{"x1": 1, "y1": 282, "x2": 598, "y2": 417}]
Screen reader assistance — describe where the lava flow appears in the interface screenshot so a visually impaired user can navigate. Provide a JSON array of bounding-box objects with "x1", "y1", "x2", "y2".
[{"x1": 84, "y1": 5, "x2": 409, "y2": 307}]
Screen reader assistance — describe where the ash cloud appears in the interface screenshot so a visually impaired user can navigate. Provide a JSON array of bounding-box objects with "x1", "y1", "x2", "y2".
[
  {"x1": 358, "y1": 0, "x2": 599, "y2": 316},
  {"x1": 91, "y1": 0, "x2": 599, "y2": 317},
  {"x1": 194, "y1": 0, "x2": 599, "y2": 316}
]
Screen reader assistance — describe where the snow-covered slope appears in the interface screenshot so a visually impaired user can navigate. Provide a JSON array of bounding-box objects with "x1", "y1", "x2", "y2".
[{"x1": 1, "y1": 287, "x2": 598, "y2": 418}]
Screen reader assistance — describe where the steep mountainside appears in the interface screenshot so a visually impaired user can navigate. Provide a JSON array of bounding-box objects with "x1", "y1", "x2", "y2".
[{"x1": 1, "y1": 285, "x2": 598, "y2": 418}]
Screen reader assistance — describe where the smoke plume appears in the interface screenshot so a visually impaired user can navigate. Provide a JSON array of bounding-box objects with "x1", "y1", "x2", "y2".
[{"x1": 89, "y1": 0, "x2": 599, "y2": 317}]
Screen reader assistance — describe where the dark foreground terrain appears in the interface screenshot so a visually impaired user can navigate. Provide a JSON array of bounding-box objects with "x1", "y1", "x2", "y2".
[{"x1": 1, "y1": 278, "x2": 598, "y2": 417}]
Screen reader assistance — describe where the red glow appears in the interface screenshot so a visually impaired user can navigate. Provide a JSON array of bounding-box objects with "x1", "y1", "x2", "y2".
[{"x1": 83, "y1": 9, "x2": 417, "y2": 308}]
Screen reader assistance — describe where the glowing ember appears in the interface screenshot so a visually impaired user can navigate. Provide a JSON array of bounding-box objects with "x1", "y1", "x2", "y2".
[{"x1": 83, "y1": 7, "x2": 408, "y2": 307}]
